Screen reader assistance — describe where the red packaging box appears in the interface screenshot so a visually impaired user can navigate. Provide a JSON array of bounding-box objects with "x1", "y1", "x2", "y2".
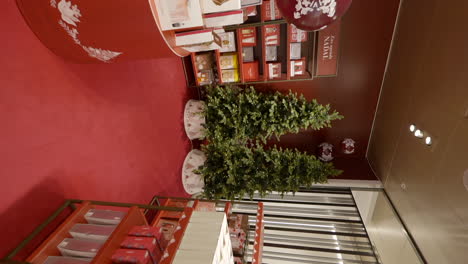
[
  {"x1": 290, "y1": 58, "x2": 306, "y2": 77},
  {"x1": 239, "y1": 27, "x2": 256, "y2": 46},
  {"x1": 264, "y1": 24, "x2": 280, "y2": 46},
  {"x1": 111, "y1": 249, "x2": 150, "y2": 264},
  {"x1": 244, "y1": 6, "x2": 257, "y2": 17},
  {"x1": 121, "y1": 237, "x2": 163, "y2": 263},
  {"x1": 290, "y1": 24, "x2": 308, "y2": 42},
  {"x1": 128, "y1": 226, "x2": 162, "y2": 240},
  {"x1": 267, "y1": 63, "x2": 281, "y2": 79},
  {"x1": 154, "y1": 219, "x2": 179, "y2": 249},
  {"x1": 262, "y1": 0, "x2": 282, "y2": 21},
  {"x1": 243, "y1": 62, "x2": 259, "y2": 81}
]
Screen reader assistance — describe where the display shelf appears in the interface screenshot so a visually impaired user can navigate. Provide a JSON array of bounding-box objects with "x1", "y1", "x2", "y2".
[
  {"x1": 214, "y1": 50, "x2": 223, "y2": 84},
  {"x1": 252, "y1": 203, "x2": 264, "y2": 264},
  {"x1": 190, "y1": 53, "x2": 201, "y2": 87},
  {"x1": 26, "y1": 202, "x2": 93, "y2": 264},
  {"x1": 159, "y1": 208, "x2": 194, "y2": 264},
  {"x1": 91, "y1": 206, "x2": 148, "y2": 264},
  {"x1": 286, "y1": 24, "x2": 292, "y2": 80}
]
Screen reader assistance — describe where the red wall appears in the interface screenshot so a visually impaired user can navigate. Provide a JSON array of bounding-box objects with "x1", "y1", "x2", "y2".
[{"x1": 263, "y1": 0, "x2": 401, "y2": 180}]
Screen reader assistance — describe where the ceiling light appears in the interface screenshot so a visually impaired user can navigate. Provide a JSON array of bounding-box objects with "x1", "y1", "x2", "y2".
[
  {"x1": 409, "y1": 124, "x2": 416, "y2": 132},
  {"x1": 414, "y1": 129, "x2": 423, "y2": 138},
  {"x1": 425, "y1": 137, "x2": 432, "y2": 146}
]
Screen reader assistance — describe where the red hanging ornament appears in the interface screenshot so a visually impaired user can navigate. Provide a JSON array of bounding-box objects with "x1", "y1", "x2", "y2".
[
  {"x1": 341, "y1": 138, "x2": 355, "y2": 154},
  {"x1": 318, "y1": 142, "x2": 334, "y2": 162},
  {"x1": 276, "y1": 0, "x2": 352, "y2": 31}
]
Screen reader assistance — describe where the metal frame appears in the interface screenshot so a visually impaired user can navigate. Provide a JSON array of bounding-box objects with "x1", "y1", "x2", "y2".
[{"x1": 2, "y1": 199, "x2": 184, "y2": 263}]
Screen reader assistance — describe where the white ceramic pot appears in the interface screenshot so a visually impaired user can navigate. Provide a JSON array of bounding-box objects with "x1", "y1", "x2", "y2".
[
  {"x1": 184, "y1": 99, "x2": 206, "y2": 140},
  {"x1": 182, "y1": 149, "x2": 206, "y2": 195}
]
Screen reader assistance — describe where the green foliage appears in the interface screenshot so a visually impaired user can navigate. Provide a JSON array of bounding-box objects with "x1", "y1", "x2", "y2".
[
  {"x1": 196, "y1": 141, "x2": 342, "y2": 200},
  {"x1": 203, "y1": 86, "x2": 343, "y2": 143}
]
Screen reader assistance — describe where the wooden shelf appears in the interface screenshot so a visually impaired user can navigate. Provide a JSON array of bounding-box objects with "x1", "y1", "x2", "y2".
[
  {"x1": 252, "y1": 203, "x2": 264, "y2": 264},
  {"x1": 91, "y1": 206, "x2": 148, "y2": 264},
  {"x1": 159, "y1": 208, "x2": 194, "y2": 264},
  {"x1": 26, "y1": 202, "x2": 93, "y2": 264}
]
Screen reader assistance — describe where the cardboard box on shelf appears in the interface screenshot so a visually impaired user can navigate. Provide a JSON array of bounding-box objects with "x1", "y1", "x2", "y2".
[
  {"x1": 241, "y1": 0, "x2": 262, "y2": 7},
  {"x1": 264, "y1": 24, "x2": 280, "y2": 46},
  {"x1": 290, "y1": 24, "x2": 308, "y2": 42},
  {"x1": 175, "y1": 29, "x2": 220, "y2": 47},
  {"x1": 290, "y1": 58, "x2": 306, "y2": 77},
  {"x1": 200, "y1": 0, "x2": 241, "y2": 14},
  {"x1": 219, "y1": 32, "x2": 237, "y2": 52},
  {"x1": 265, "y1": 46, "x2": 277, "y2": 61},
  {"x1": 239, "y1": 27, "x2": 257, "y2": 46},
  {"x1": 262, "y1": 0, "x2": 281, "y2": 21},
  {"x1": 290, "y1": 42, "x2": 302, "y2": 60},
  {"x1": 203, "y1": 10, "x2": 244, "y2": 27},
  {"x1": 156, "y1": 0, "x2": 204, "y2": 31},
  {"x1": 221, "y1": 69, "x2": 240, "y2": 83},
  {"x1": 219, "y1": 53, "x2": 239, "y2": 69},
  {"x1": 242, "y1": 47, "x2": 254, "y2": 62},
  {"x1": 197, "y1": 70, "x2": 214, "y2": 85},
  {"x1": 243, "y1": 61, "x2": 259, "y2": 81},
  {"x1": 183, "y1": 41, "x2": 221, "y2": 53},
  {"x1": 194, "y1": 53, "x2": 215, "y2": 71},
  {"x1": 267, "y1": 63, "x2": 281, "y2": 79},
  {"x1": 243, "y1": 6, "x2": 258, "y2": 16}
]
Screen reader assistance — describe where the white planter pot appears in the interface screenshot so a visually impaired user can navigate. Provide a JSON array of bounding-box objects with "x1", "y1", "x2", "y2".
[
  {"x1": 182, "y1": 149, "x2": 206, "y2": 195},
  {"x1": 184, "y1": 99, "x2": 206, "y2": 140}
]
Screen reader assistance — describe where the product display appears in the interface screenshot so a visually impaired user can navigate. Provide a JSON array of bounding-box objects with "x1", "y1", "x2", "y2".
[
  {"x1": 84, "y1": 209, "x2": 126, "y2": 225},
  {"x1": 239, "y1": 27, "x2": 256, "y2": 46},
  {"x1": 183, "y1": 41, "x2": 221, "y2": 53},
  {"x1": 290, "y1": 24, "x2": 308, "y2": 42},
  {"x1": 264, "y1": 24, "x2": 280, "y2": 46},
  {"x1": 194, "y1": 53, "x2": 215, "y2": 71},
  {"x1": 57, "y1": 238, "x2": 104, "y2": 258},
  {"x1": 220, "y1": 53, "x2": 239, "y2": 69},
  {"x1": 242, "y1": 47, "x2": 254, "y2": 62},
  {"x1": 111, "y1": 249, "x2": 150, "y2": 264},
  {"x1": 203, "y1": 10, "x2": 244, "y2": 27},
  {"x1": 221, "y1": 69, "x2": 240, "y2": 83},
  {"x1": 200, "y1": 0, "x2": 241, "y2": 14},
  {"x1": 290, "y1": 42, "x2": 302, "y2": 60},
  {"x1": 155, "y1": 219, "x2": 179, "y2": 249},
  {"x1": 290, "y1": 58, "x2": 306, "y2": 77},
  {"x1": 44, "y1": 256, "x2": 91, "y2": 264},
  {"x1": 229, "y1": 227, "x2": 246, "y2": 255},
  {"x1": 69, "y1": 224, "x2": 115, "y2": 242},
  {"x1": 265, "y1": 46, "x2": 277, "y2": 61},
  {"x1": 175, "y1": 29, "x2": 220, "y2": 47},
  {"x1": 243, "y1": 61, "x2": 259, "y2": 81},
  {"x1": 156, "y1": 0, "x2": 204, "y2": 31},
  {"x1": 262, "y1": 0, "x2": 281, "y2": 21},
  {"x1": 195, "y1": 201, "x2": 217, "y2": 212},
  {"x1": 197, "y1": 70, "x2": 214, "y2": 85},
  {"x1": 219, "y1": 32, "x2": 237, "y2": 52},
  {"x1": 267, "y1": 63, "x2": 281, "y2": 79}
]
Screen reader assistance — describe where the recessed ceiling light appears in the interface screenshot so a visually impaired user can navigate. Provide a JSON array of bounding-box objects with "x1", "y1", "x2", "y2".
[
  {"x1": 414, "y1": 129, "x2": 424, "y2": 138},
  {"x1": 425, "y1": 137, "x2": 432, "y2": 146},
  {"x1": 409, "y1": 124, "x2": 416, "y2": 132}
]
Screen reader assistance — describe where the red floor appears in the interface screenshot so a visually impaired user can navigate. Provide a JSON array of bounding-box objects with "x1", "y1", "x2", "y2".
[{"x1": 0, "y1": 0, "x2": 191, "y2": 257}]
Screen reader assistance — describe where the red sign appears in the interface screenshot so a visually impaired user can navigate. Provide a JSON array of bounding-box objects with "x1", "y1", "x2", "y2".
[{"x1": 316, "y1": 21, "x2": 341, "y2": 77}]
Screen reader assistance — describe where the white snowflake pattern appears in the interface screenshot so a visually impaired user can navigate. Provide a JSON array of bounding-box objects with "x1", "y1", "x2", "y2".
[
  {"x1": 294, "y1": 0, "x2": 337, "y2": 19},
  {"x1": 82, "y1": 46, "x2": 123, "y2": 62},
  {"x1": 52, "y1": 0, "x2": 123, "y2": 62}
]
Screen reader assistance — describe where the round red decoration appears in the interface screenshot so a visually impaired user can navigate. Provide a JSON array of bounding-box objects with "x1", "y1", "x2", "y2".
[
  {"x1": 276, "y1": 0, "x2": 352, "y2": 31},
  {"x1": 318, "y1": 142, "x2": 334, "y2": 162},
  {"x1": 341, "y1": 138, "x2": 355, "y2": 154}
]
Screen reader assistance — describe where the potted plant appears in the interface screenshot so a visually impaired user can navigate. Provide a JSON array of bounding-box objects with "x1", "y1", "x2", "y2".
[
  {"x1": 184, "y1": 86, "x2": 343, "y2": 142},
  {"x1": 196, "y1": 141, "x2": 342, "y2": 200}
]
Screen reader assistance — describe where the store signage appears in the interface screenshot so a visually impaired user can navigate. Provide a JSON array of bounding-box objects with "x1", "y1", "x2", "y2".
[{"x1": 316, "y1": 21, "x2": 341, "y2": 77}]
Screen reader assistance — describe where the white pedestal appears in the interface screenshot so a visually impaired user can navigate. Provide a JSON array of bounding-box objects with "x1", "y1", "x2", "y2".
[
  {"x1": 182, "y1": 149, "x2": 206, "y2": 195},
  {"x1": 184, "y1": 100, "x2": 206, "y2": 140}
]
